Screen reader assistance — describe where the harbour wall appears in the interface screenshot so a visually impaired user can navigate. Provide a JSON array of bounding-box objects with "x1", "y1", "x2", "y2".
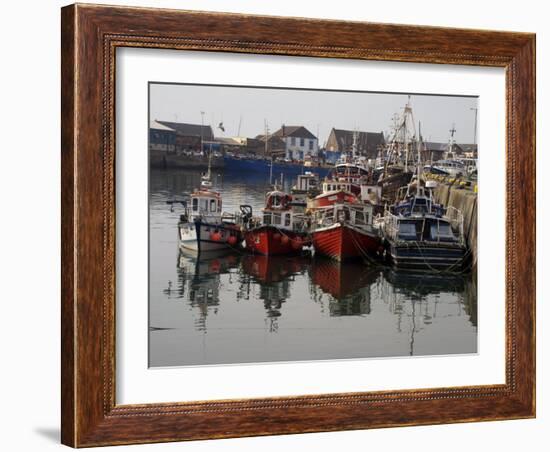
[
  {"x1": 433, "y1": 184, "x2": 478, "y2": 270},
  {"x1": 150, "y1": 150, "x2": 224, "y2": 169}
]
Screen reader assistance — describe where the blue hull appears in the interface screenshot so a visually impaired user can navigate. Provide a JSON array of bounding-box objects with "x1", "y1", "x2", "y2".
[
  {"x1": 223, "y1": 155, "x2": 331, "y2": 179},
  {"x1": 387, "y1": 241, "x2": 467, "y2": 272}
]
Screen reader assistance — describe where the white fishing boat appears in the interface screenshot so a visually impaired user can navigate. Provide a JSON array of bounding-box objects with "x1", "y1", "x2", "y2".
[
  {"x1": 176, "y1": 154, "x2": 243, "y2": 254},
  {"x1": 424, "y1": 159, "x2": 466, "y2": 177}
]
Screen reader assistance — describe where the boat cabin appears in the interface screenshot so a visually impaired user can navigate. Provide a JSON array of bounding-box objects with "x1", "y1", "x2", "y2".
[
  {"x1": 189, "y1": 189, "x2": 222, "y2": 223},
  {"x1": 262, "y1": 190, "x2": 305, "y2": 232},
  {"x1": 293, "y1": 172, "x2": 319, "y2": 193},
  {"x1": 313, "y1": 202, "x2": 375, "y2": 230},
  {"x1": 322, "y1": 180, "x2": 359, "y2": 195},
  {"x1": 386, "y1": 216, "x2": 461, "y2": 244},
  {"x1": 360, "y1": 184, "x2": 382, "y2": 204},
  {"x1": 393, "y1": 185, "x2": 445, "y2": 217}
]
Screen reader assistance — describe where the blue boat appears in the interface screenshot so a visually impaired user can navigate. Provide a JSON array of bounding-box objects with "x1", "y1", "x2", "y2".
[
  {"x1": 223, "y1": 155, "x2": 331, "y2": 179},
  {"x1": 380, "y1": 181, "x2": 469, "y2": 272}
]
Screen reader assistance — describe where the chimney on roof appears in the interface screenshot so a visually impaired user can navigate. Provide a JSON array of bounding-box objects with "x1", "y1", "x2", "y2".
[{"x1": 282, "y1": 124, "x2": 285, "y2": 137}]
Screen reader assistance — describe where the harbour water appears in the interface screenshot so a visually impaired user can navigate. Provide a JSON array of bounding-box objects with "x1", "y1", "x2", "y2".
[{"x1": 149, "y1": 168, "x2": 477, "y2": 367}]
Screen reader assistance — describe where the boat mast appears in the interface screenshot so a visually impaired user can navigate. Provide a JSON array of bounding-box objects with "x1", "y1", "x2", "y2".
[
  {"x1": 417, "y1": 122, "x2": 423, "y2": 182},
  {"x1": 447, "y1": 123, "x2": 456, "y2": 159},
  {"x1": 383, "y1": 113, "x2": 400, "y2": 178},
  {"x1": 403, "y1": 108, "x2": 409, "y2": 173},
  {"x1": 403, "y1": 95, "x2": 417, "y2": 172},
  {"x1": 353, "y1": 129, "x2": 357, "y2": 161},
  {"x1": 200, "y1": 110, "x2": 205, "y2": 154},
  {"x1": 265, "y1": 119, "x2": 273, "y2": 185}
]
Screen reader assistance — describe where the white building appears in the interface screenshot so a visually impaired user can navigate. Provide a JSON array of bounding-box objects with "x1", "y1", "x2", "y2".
[{"x1": 271, "y1": 125, "x2": 318, "y2": 161}]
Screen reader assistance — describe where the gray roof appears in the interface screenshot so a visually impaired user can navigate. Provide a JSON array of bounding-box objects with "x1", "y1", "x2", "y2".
[
  {"x1": 423, "y1": 141, "x2": 448, "y2": 152},
  {"x1": 271, "y1": 125, "x2": 317, "y2": 140},
  {"x1": 423, "y1": 142, "x2": 478, "y2": 153},
  {"x1": 328, "y1": 128, "x2": 385, "y2": 153},
  {"x1": 150, "y1": 120, "x2": 176, "y2": 132},
  {"x1": 156, "y1": 120, "x2": 214, "y2": 139},
  {"x1": 214, "y1": 137, "x2": 242, "y2": 145}
]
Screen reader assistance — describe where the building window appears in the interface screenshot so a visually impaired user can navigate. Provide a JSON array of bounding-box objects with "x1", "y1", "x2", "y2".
[
  {"x1": 290, "y1": 137, "x2": 296, "y2": 146},
  {"x1": 309, "y1": 140, "x2": 314, "y2": 150},
  {"x1": 300, "y1": 138, "x2": 305, "y2": 146}
]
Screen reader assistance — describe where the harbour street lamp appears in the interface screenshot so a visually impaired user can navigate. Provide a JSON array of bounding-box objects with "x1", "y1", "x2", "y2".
[{"x1": 470, "y1": 107, "x2": 478, "y2": 145}]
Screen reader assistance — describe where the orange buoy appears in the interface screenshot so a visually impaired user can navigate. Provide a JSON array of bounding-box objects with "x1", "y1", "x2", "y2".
[
  {"x1": 210, "y1": 259, "x2": 221, "y2": 272},
  {"x1": 227, "y1": 235, "x2": 237, "y2": 246},
  {"x1": 210, "y1": 231, "x2": 222, "y2": 241},
  {"x1": 281, "y1": 235, "x2": 290, "y2": 245}
]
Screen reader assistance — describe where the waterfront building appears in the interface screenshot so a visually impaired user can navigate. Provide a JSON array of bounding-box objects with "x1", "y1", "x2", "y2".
[
  {"x1": 156, "y1": 120, "x2": 214, "y2": 152},
  {"x1": 270, "y1": 125, "x2": 318, "y2": 161},
  {"x1": 325, "y1": 128, "x2": 385, "y2": 163},
  {"x1": 423, "y1": 142, "x2": 478, "y2": 162},
  {"x1": 149, "y1": 120, "x2": 177, "y2": 152}
]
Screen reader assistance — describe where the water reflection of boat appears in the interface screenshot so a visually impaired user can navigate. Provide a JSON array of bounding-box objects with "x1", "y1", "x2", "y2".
[
  {"x1": 310, "y1": 257, "x2": 379, "y2": 299},
  {"x1": 239, "y1": 255, "x2": 310, "y2": 330},
  {"x1": 240, "y1": 254, "x2": 309, "y2": 284},
  {"x1": 383, "y1": 269, "x2": 466, "y2": 296},
  {"x1": 382, "y1": 269, "x2": 477, "y2": 328},
  {"x1": 309, "y1": 258, "x2": 380, "y2": 316},
  {"x1": 175, "y1": 251, "x2": 241, "y2": 330}
]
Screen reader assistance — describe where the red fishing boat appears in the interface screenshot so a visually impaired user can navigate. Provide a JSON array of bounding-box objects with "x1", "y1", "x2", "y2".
[
  {"x1": 244, "y1": 190, "x2": 309, "y2": 255},
  {"x1": 311, "y1": 202, "x2": 381, "y2": 262}
]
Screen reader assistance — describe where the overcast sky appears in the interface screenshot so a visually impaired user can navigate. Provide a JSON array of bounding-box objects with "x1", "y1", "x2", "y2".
[{"x1": 150, "y1": 83, "x2": 478, "y2": 145}]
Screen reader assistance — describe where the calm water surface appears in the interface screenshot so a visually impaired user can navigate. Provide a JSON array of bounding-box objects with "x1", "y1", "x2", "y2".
[{"x1": 149, "y1": 168, "x2": 477, "y2": 367}]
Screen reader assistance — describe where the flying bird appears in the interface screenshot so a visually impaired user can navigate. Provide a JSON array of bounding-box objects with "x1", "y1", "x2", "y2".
[{"x1": 218, "y1": 122, "x2": 225, "y2": 132}]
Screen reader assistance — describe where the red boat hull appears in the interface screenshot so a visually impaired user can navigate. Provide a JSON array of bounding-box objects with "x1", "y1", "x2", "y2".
[
  {"x1": 244, "y1": 226, "x2": 306, "y2": 255},
  {"x1": 313, "y1": 223, "x2": 380, "y2": 261}
]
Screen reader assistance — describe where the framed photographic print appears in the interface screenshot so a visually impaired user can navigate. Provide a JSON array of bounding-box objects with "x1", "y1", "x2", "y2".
[{"x1": 61, "y1": 3, "x2": 536, "y2": 447}]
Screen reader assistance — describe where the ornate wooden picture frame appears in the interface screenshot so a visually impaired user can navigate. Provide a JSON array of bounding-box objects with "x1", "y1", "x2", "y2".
[{"x1": 61, "y1": 3, "x2": 535, "y2": 447}]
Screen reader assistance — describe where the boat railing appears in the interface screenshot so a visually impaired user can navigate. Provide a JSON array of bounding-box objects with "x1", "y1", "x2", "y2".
[
  {"x1": 191, "y1": 208, "x2": 223, "y2": 223},
  {"x1": 290, "y1": 212, "x2": 309, "y2": 232},
  {"x1": 312, "y1": 203, "x2": 375, "y2": 232}
]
